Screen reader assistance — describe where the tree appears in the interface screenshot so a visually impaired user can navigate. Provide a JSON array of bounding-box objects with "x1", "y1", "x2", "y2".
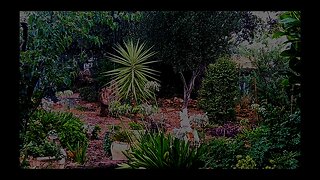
[
  {"x1": 273, "y1": 11, "x2": 301, "y2": 110},
  {"x1": 137, "y1": 11, "x2": 257, "y2": 109},
  {"x1": 198, "y1": 57, "x2": 239, "y2": 124},
  {"x1": 19, "y1": 11, "x2": 139, "y2": 140}
]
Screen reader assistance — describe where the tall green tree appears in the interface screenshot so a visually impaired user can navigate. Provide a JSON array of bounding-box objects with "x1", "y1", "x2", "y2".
[
  {"x1": 19, "y1": 11, "x2": 140, "y2": 140},
  {"x1": 273, "y1": 11, "x2": 301, "y2": 109},
  {"x1": 137, "y1": 11, "x2": 257, "y2": 108}
]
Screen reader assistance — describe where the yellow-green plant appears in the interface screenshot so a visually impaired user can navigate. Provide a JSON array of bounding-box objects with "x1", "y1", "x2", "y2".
[
  {"x1": 234, "y1": 155, "x2": 257, "y2": 169},
  {"x1": 67, "y1": 141, "x2": 88, "y2": 165},
  {"x1": 103, "y1": 39, "x2": 160, "y2": 104}
]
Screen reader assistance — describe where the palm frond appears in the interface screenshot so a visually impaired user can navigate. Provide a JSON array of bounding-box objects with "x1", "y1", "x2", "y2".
[{"x1": 103, "y1": 39, "x2": 160, "y2": 103}]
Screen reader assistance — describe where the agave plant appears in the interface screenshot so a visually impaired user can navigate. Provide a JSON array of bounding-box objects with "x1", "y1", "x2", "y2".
[
  {"x1": 118, "y1": 131, "x2": 205, "y2": 169},
  {"x1": 103, "y1": 39, "x2": 160, "y2": 104}
]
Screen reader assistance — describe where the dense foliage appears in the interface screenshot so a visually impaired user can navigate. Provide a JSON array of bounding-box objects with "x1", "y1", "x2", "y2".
[
  {"x1": 137, "y1": 11, "x2": 257, "y2": 107},
  {"x1": 19, "y1": 11, "x2": 301, "y2": 169},
  {"x1": 201, "y1": 137, "x2": 244, "y2": 169},
  {"x1": 120, "y1": 131, "x2": 205, "y2": 169},
  {"x1": 273, "y1": 11, "x2": 301, "y2": 108},
  {"x1": 238, "y1": 32, "x2": 289, "y2": 106},
  {"x1": 19, "y1": 11, "x2": 141, "y2": 140},
  {"x1": 21, "y1": 109, "x2": 88, "y2": 159},
  {"x1": 198, "y1": 57, "x2": 239, "y2": 124}
]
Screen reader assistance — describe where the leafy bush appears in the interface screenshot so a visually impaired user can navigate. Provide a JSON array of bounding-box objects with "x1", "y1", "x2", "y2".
[
  {"x1": 260, "y1": 104, "x2": 300, "y2": 152},
  {"x1": 269, "y1": 151, "x2": 300, "y2": 169},
  {"x1": 235, "y1": 155, "x2": 257, "y2": 169},
  {"x1": 79, "y1": 86, "x2": 98, "y2": 102},
  {"x1": 274, "y1": 11, "x2": 301, "y2": 108},
  {"x1": 108, "y1": 101, "x2": 132, "y2": 117},
  {"x1": 237, "y1": 31, "x2": 290, "y2": 107},
  {"x1": 58, "y1": 117, "x2": 88, "y2": 150},
  {"x1": 233, "y1": 107, "x2": 300, "y2": 169},
  {"x1": 257, "y1": 104, "x2": 300, "y2": 169},
  {"x1": 201, "y1": 137, "x2": 244, "y2": 169},
  {"x1": 119, "y1": 131, "x2": 205, "y2": 169},
  {"x1": 198, "y1": 57, "x2": 239, "y2": 124},
  {"x1": 108, "y1": 101, "x2": 158, "y2": 118},
  {"x1": 236, "y1": 125, "x2": 272, "y2": 168},
  {"x1": 24, "y1": 140, "x2": 61, "y2": 158},
  {"x1": 22, "y1": 110, "x2": 88, "y2": 158}
]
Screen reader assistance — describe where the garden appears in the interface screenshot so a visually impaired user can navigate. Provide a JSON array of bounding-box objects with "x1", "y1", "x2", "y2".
[{"x1": 19, "y1": 11, "x2": 301, "y2": 169}]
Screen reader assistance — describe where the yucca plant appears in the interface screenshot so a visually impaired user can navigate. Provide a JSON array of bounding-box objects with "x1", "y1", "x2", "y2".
[
  {"x1": 103, "y1": 39, "x2": 160, "y2": 104},
  {"x1": 118, "y1": 131, "x2": 205, "y2": 169}
]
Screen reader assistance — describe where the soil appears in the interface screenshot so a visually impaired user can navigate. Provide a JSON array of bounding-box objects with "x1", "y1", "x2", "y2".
[{"x1": 26, "y1": 93, "x2": 256, "y2": 169}]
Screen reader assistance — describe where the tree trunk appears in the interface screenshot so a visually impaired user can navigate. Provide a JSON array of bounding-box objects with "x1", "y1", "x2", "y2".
[
  {"x1": 100, "y1": 103, "x2": 109, "y2": 117},
  {"x1": 179, "y1": 66, "x2": 203, "y2": 109},
  {"x1": 20, "y1": 22, "x2": 28, "y2": 51}
]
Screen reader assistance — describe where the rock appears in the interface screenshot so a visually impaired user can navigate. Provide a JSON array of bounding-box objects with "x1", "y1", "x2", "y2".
[
  {"x1": 36, "y1": 156, "x2": 56, "y2": 161},
  {"x1": 60, "y1": 148, "x2": 67, "y2": 157},
  {"x1": 58, "y1": 158, "x2": 65, "y2": 165},
  {"x1": 111, "y1": 142, "x2": 130, "y2": 160}
]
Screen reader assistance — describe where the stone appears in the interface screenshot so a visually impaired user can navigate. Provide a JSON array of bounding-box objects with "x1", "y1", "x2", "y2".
[
  {"x1": 36, "y1": 156, "x2": 56, "y2": 161},
  {"x1": 58, "y1": 158, "x2": 65, "y2": 165},
  {"x1": 60, "y1": 148, "x2": 67, "y2": 157},
  {"x1": 111, "y1": 141, "x2": 130, "y2": 161}
]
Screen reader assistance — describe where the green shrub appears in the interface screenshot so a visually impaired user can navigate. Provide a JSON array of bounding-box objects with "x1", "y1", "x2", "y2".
[
  {"x1": 119, "y1": 131, "x2": 205, "y2": 169},
  {"x1": 198, "y1": 57, "x2": 239, "y2": 124},
  {"x1": 269, "y1": 151, "x2": 300, "y2": 169},
  {"x1": 22, "y1": 110, "x2": 88, "y2": 158},
  {"x1": 236, "y1": 125, "x2": 272, "y2": 168},
  {"x1": 235, "y1": 155, "x2": 257, "y2": 169},
  {"x1": 24, "y1": 140, "x2": 61, "y2": 158},
  {"x1": 22, "y1": 110, "x2": 62, "y2": 158},
  {"x1": 260, "y1": 104, "x2": 301, "y2": 152},
  {"x1": 234, "y1": 108, "x2": 301, "y2": 169},
  {"x1": 201, "y1": 137, "x2": 244, "y2": 169},
  {"x1": 58, "y1": 117, "x2": 88, "y2": 150},
  {"x1": 79, "y1": 86, "x2": 98, "y2": 102},
  {"x1": 257, "y1": 104, "x2": 300, "y2": 169},
  {"x1": 108, "y1": 101, "x2": 132, "y2": 117},
  {"x1": 108, "y1": 101, "x2": 158, "y2": 118}
]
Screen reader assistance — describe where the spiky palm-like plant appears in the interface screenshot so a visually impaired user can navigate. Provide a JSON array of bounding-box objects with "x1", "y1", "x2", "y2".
[
  {"x1": 118, "y1": 131, "x2": 205, "y2": 169},
  {"x1": 103, "y1": 39, "x2": 160, "y2": 104}
]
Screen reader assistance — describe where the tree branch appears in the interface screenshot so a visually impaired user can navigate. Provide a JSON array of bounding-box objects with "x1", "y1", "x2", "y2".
[{"x1": 179, "y1": 71, "x2": 187, "y2": 90}]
